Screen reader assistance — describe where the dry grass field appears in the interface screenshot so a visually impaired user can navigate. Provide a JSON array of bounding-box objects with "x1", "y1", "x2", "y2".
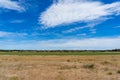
[{"x1": 0, "y1": 55, "x2": 120, "y2": 80}]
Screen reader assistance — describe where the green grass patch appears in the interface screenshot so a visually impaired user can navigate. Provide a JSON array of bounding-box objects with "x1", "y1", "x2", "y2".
[{"x1": 0, "y1": 51, "x2": 120, "y2": 56}]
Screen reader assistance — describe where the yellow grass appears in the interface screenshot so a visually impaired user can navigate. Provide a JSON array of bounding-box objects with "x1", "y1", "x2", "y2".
[{"x1": 0, "y1": 55, "x2": 120, "y2": 80}]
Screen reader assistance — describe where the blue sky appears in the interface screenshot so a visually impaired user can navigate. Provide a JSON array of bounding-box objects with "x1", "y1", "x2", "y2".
[{"x1": 0, "y1": 0, "x2": 120, "y2": 50}]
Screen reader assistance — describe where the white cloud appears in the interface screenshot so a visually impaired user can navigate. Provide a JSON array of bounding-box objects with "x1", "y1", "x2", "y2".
[
  {"x1": 0, "y1": 31, "x2": 27, "y2": 38},
  {"x1": 0, "y1": 37, "x2": 120, "y2": 50},
  {"x1": 0, "y1": 0, "x2": 24, "y2": 11},
  {"x1": 64, "y1": 17, "x2": 108, "y2": 33},
  {"x1": 40, "y1": 0, "x2": 120, "y2": 28},
  {"x1": 10, "y1": 20, "x2": 24, "y2": 23},
  {"x1": 0, "y1": 31, "x2": 11, "y2": 37},
  {"x1": 114, "y1": 26, "x2": 120, "y2": 28},
  {"x1": 63, "y1": 23, "x2": 96, "y2": 33}
]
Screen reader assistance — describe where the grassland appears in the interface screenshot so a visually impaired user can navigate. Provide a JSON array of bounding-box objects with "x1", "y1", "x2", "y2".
[{"x1": 0, "y1": 51, "x2": 120, "y2": 80}]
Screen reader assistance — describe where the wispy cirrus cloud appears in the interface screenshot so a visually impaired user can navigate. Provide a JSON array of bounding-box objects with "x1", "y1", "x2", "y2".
[
  {"x1": 10, "y1": 20, "x2": 24, "y2": 24},
  {"x1": 62, "y1": 23, "x2": 96, "y2": 33},
  {"x1": 0, "y1": 0, "x2": 25, "y2": 12},
  {"x1": 0, "y1": 31, "x2": 27, "y2": 38},
  {"x1": 40, "y1": 0, "x2": 120, "y2": 28},
  {"x1": 114, "y1": 26, "x2": 120, "y2": 28}
]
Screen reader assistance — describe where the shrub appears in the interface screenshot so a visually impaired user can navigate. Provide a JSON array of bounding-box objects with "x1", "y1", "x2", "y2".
[
  {"x1": 117, "y1": 70, "x2": 120, "y2": 74},
  {"x1": 66, "y1": 59, "x2": 70, "y2": 62},
  {"x1": 82, "y1": 64, "x2": 95, "y2": 69},
  {"x1": 107, "y1": 72, "x2": 112, "y2": 75},
  {"x1": 101, "y1": 61, "x2": 111, "y2": 65},
  {"x1": 10, "y1": 76, "x2": 19, "y2": 80}
]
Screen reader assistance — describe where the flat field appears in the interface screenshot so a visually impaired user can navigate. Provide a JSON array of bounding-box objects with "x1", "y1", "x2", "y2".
[
  {"x1": 0, "y1": 52, "x2": 120, "y2": 80},
  {"x1": 0, "y1": 51, "x2": 120, "y2": 55}
]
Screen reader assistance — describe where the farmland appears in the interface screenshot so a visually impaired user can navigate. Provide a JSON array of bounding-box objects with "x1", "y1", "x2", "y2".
[{"x1": 0, "y1": 51, "x2": 120, "y2": 80}]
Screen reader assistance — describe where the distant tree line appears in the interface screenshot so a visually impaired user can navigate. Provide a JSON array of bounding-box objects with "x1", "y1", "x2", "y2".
[{"x1": 0, "y1": 49, "x2": 120, "y2": 52}]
